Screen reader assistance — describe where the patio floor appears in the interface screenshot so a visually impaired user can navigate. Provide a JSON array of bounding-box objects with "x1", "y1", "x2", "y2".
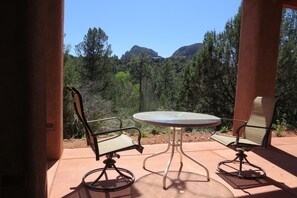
[{"x1": 47, "y1": 137, "x2": 297, "y2": 198}]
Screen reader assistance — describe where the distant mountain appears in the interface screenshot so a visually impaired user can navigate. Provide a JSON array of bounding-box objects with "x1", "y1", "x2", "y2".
[
  {"x1": 121, "y1": 45, "x2": 160, "y2": 59},
  {"x1": 120, "y1": 43, "x2": 202, "y2": 59},
  {"x1": 171, "y1": 43, "x2": 203, "y2": 57}
]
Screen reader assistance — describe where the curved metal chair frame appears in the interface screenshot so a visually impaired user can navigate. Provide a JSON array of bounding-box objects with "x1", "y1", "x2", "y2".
[
  {"x1": 67, "y1": 87, "x2": 143, "y2": 191},
  {"x1": 211, "y1": 96, "x2": 279, "y2": 179}
]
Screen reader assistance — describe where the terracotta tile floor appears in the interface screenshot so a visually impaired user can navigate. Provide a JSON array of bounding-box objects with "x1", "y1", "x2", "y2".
[{"x1": 48, "y1": 137, "x2": 297, "y2": 198}]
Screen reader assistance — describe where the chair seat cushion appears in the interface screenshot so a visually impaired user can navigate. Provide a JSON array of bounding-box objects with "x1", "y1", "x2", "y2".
[
  {"x1": 98, "y1": 134, "x2": 139, "y2": 156},
  {"x1": 211, "y1": 134, "x2": 261, "y2": 147}
]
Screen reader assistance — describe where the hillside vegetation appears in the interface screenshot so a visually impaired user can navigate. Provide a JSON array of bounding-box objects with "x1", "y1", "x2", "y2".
[{"x1": 63, "y1": 8, "x2": 297, "y2": 139}]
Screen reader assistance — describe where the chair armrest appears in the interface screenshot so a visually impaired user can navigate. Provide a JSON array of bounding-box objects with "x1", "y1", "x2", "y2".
[
  {"x1": 221, "y1": 118, "x2": 247, "y2": 124},
  {"x1": 87, "y1": 117, "x2": 123, "y2": 128},
  {"x1": 234, "y1": 124, "x2": 246, "y2": 145},
  {"x1": 93, "y1": 127, "x2": 142, "y2": 143},
  {"x1": 210, "y1": 118, "x2": 247, "y2": 135}
]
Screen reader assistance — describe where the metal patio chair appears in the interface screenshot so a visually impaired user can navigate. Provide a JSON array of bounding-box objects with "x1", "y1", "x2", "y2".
[
  {"x1": 67, "y1": 86, "x2": 143, "y2": 191},
  {"x1": 211, "y1": 96, "x2": 279, "y2": 179}
]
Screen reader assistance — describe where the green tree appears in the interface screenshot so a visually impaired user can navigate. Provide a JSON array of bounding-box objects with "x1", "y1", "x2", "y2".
[
  {"x1": 126, "y1": 53, "x2": 153, "y2": 112},
  {"x1": 220, "y1": 8, "x2": 241, "y2": 97},
  {"x1": 155, "y1": 58, "x2": 188, "y2": 110},
  {"x1": 178, "y1": 7, "x2": 241, "y2": 119},
  {"x1": 111, "y1": 71, "x2": 138, "y2": 115},
  {"x1": 178, "y1": 60, "x2": 197, "y2": 111},
  {"x1": 277, "y1": 9, "x2": 297, "y2": 127},
  {"x1": 75, "y1": 27, "x2": 112, "y2": 93},
  {"x1": 63, "y1": 41, "x2": 81, "y2": 138}
]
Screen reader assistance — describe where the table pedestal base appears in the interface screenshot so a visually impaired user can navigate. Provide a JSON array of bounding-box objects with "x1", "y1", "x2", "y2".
[{"x1": 143, "y1": 127, "x2": 210, "y2": 190}]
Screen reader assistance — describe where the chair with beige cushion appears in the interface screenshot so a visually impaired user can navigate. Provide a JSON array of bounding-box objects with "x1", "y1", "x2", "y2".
[
  {"x1": 67, "y1": 86, "x2": 143, "y2": 191},
  {"x1": 211, "y1": 96, "x2": 279, "y2": 179}
]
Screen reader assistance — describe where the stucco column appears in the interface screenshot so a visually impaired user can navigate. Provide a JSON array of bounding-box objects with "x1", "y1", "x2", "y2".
[
  {"x1": 233, "y1": 0, "x2": 283, "y2": 134},
  {"x1": 46, "y1": 0, "x2": 64, "y2": 160}
]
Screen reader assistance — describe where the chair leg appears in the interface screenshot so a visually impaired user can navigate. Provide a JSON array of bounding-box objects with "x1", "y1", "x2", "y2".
[
  {"x1": 82, "y1": 157, "x2": 135, "y2": 191},
  {"x1": 113, "y1": 163, "x2": 133, "y2": 181},
  {"x1": 91, "y1": 163, "x2": 109, "y2": 185},
  {"x1": 217, "y1": 150, "x2": 266, "y2": 179}
]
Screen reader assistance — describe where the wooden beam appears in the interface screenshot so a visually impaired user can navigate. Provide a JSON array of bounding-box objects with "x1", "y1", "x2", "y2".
[{"x1": 283, "y1": 0, "x2": 297, "y2": 9}]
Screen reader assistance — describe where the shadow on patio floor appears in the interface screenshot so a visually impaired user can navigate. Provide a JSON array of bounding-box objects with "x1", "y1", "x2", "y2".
[{"x1": 62, "y1": 171, "x2": 234, "y2": 198}]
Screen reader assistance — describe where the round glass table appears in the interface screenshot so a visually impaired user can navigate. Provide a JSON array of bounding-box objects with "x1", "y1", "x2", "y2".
[{"x1": 133, "y1": 111, "x2": 221, "y2": 189}]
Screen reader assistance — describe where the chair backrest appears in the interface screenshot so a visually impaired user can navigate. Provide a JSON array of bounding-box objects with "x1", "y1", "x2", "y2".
[
  {"x1": 67, "y1": 87, "x2": 96, "y2": 151},
  {"x1": 245, "y1": 96, "x2": 279, "y2": 147}
]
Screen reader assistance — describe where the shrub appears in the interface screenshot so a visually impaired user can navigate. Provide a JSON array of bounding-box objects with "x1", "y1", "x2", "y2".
[
  {"x1": 220, "y1": 126, "x2": 229, "y2": 133},
  {"x1": 274, "y1": 114, "x2": 287, "y2": 137}
]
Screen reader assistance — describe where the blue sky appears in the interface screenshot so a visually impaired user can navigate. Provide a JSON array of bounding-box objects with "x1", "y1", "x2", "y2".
[{"x1": 64, "y1": 0, "x2": 242, "y2": 58}]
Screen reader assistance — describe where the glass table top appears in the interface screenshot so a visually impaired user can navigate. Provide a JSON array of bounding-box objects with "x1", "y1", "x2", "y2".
[{"x1": 133, "y1": 111, "x2": 221, "y2": 128}]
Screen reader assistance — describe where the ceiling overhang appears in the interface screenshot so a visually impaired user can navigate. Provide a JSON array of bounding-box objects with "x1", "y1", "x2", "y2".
[{"x1": 283, "y1": 0, "x2": 297, "y2": 9}]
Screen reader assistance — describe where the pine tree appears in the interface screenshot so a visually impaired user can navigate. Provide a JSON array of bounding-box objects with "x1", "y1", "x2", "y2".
[
  {"x1": 277, "y1": 9, "x2": 297, "y2": 127},
  {"x1": 75, "y1": 27, "x2": 112, "y2": 93}
]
